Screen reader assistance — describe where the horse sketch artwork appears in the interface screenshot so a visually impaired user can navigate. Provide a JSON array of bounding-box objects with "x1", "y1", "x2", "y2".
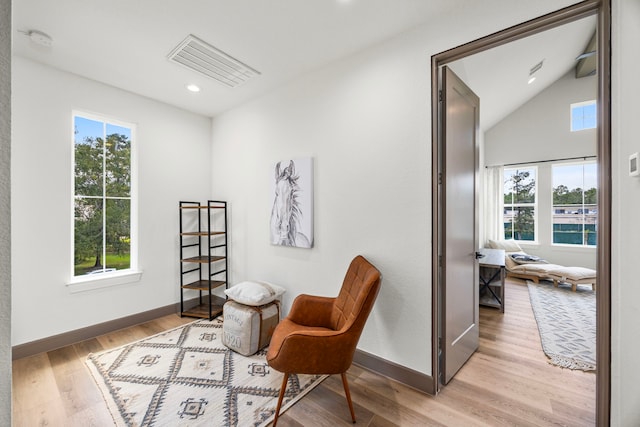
[{"x1": 270, "y1": 158, "x2": 313, "y2": 248}]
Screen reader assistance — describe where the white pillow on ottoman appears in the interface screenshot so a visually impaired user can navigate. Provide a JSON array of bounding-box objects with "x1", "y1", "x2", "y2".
[{"x1": 224, "y1": 281, "x2": 285, "y2": 306}]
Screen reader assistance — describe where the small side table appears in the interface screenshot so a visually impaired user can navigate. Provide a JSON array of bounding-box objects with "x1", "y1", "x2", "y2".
[{"x1": 478, "y1": 248, "x2": 505, "y2": 313}]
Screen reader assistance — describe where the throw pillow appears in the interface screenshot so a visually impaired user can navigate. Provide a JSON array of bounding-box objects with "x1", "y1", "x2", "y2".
[
  {"x1": 509, "y1": 253, "x2": 547, "y2": 264},
  {"x1": 488, "y1": 239, "x2": 523, "y2": 252},
  {"x1": 225, "y1": 281, "x2": 285, "y2": 306}
]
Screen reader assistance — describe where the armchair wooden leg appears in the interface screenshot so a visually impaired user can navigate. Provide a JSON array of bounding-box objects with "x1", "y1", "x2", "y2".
[
  {"x1": 341, "y1": 372, "x2": 356, "y2": 423},
  {"x1": 273, "y1": 373, "x2": 289, "y2": 427}
]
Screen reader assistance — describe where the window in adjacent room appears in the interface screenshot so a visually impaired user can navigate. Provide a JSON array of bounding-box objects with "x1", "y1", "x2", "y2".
[
  {"x1": 503, "y1": 167, "x2": 537, "y2": 242},
  {"x1": 570, "y1": 100, "x2": 597, "y2": 131},
  {"x1": 552, "y1": 161, "x2": 597, "y2": 246},
  {"x1": 73, "y1": 113, "x2": 136, "y2": 278}
]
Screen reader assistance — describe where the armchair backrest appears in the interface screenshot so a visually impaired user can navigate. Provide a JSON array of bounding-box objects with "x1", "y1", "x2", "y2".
[{"x1": 330, "y1": 255, "x2": 381, "y2": 334}]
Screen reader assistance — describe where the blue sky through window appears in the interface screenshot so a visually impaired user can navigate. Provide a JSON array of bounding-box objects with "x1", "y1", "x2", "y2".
[
  {"x1": 553, "y1": 162, "x2": 597, "y2": 190},
  {"x1": 75, "y1": 116, "x2": 131, "y2": 143},
  {"x1": 571, "y1": 101, "x2": 596, "y2": 131}
]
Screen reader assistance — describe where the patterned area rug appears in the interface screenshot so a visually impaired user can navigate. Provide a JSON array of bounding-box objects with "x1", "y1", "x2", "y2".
[
  {"x1": 527, "y1": 280, "x2": 596, "y2": 371},
  {"x1": 86, "y1": 318, "x2": 326, "y2": 426}
]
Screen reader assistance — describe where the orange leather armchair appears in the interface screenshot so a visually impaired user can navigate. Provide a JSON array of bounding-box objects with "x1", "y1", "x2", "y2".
[{"x1": 266, "y1": 255, "x2": 382, "y2": 425}]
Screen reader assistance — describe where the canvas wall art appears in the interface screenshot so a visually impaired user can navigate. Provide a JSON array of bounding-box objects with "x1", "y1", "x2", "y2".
[{"x1": 270, "y1": 157, "x2": 313, "y2": 248}]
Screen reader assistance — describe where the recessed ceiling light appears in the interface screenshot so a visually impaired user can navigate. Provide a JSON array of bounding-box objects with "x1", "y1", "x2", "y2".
[
  {"x1": 528, "y1": 76, "x2": 536, "y2": 85},
  {"x1": 186, "y1": 84, "x2": 201, "y2": 93}
]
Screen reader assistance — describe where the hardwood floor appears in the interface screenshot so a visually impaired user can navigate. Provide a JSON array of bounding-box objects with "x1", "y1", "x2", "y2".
[{"x1": 12, "y1": 279, "x2": 595, "y2": 426}]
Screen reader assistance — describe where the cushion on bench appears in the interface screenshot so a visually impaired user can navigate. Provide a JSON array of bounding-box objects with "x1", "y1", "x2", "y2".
[{"x1": 547, "y1": 266, "x2": 596, "y2": 291}]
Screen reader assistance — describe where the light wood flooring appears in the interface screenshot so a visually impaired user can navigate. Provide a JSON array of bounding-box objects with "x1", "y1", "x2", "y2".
[{"x1": 12, "y1": 279, "x2": 595, "y2": 426}]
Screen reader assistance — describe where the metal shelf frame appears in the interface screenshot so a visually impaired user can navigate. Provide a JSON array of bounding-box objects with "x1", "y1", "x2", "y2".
[{"x1": 179, "y1": 200, "x2": 228, "y2": 320}]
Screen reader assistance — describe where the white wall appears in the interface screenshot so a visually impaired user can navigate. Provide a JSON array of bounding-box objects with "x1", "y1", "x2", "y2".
[
  {"x1": 485, "y1": 71, "x2": 597, "y2": 165},
  {"x1": 611, "y1": 0, "x2": 640, "y2": 424},
  {"x1": 11, "y1": 57, "x2": 212, "y2": 346},
  {"x1": 484, "y1": 71, "x2": 597, "y2": 268},
  {"x1": 0, "y1": 0, "x2": 11, "y2": 424},
  {"x1": 210, "y1": 32, "x2": 432, "y2": 372},
  {"x1": 209, "y1": 0, "x2": 583, "y2": 375}
]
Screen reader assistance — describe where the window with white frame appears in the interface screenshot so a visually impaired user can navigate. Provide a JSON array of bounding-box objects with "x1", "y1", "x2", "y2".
[
  {"x1": 73, "y1": 113, "x2": 135, "y2": 277},
  {"x1": 503, "y1": 167, "x2": 537, "y2": 242},
  {"x1": 570, "y1": 100, "x2": 597, "y2": 131},
  {"x1": 552, "y1": 161, "x2": 597, "y2": 246}
]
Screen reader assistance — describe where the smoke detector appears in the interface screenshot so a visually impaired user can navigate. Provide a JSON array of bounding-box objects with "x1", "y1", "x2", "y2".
[{"x1": 24, "y1": 30, "x2": 53, "y2": 47}]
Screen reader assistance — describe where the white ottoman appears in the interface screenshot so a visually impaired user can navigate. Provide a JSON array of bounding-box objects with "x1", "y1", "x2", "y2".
[
  {"x1": 547, "y1": 266, "x2": 596, "y2": 292},
  {"x1": 222, "y1": 300, "x2": 280, "y2": 356}
]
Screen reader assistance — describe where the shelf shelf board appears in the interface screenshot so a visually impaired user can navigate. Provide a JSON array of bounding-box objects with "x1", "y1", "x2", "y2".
[
  {"x1": 181, "y1": 255, "x2": 226, "y2": 263},
  {"x1": 180, "y1": 231, "x2": 226, "y2": 236},
  {"x1": 182, "y1": 280, "x2": 226, "y2": 291},
  {"x1": 181, "y1": 297, "x2": 226, "y2": 319},
  {"x1": 180, "y1": 206, "x2": 225, "y2": 210}
]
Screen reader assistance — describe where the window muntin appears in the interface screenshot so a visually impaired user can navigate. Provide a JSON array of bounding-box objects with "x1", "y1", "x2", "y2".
[
  {"x1": 571, "y1": 100, "x2": 597, "y2": 131},
  {"x1": 73, "y1": 114, "x2": 134, "y2": 277},
  {"x1": 503, "y1": 167, "x2": 537, "y2": 242},
  {"x1": 552, "y1": 162, "x2": 597, "y2": 246}
]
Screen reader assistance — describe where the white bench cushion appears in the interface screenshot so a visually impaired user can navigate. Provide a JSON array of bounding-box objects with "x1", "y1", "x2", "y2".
[{"x1": 546, "y1": 266, "x2": 596, "y2": 281}]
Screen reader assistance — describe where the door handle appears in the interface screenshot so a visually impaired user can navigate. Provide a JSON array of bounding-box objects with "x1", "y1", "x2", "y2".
[{"x1": 475, "y1": 252, "x2": 485, "y2": 259}]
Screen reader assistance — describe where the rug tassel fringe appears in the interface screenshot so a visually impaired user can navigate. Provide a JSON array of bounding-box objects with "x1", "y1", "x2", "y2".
[{"x1": 548, "y1": 353, "x2": 596, "y2": 372}]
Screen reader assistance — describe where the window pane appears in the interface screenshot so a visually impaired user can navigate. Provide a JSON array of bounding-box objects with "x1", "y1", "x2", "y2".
[
  {"x1": 583, "y1": 103, "x2": 597, "y2": 129},
  {"x1": 74, "y1": 198, "x2": 104, "y2": 275},
  {"x1": 105, "y1": 124, "x2": 131, "y2": 197},
  {"x1": 504, "y1": 168, "x2": 536, "y2": 204},
  {"x1": 105, "y1": 199, "x2": 131, "y2": 271},
  {"x1": 571, "y1": 101, "x2": 597, "y2": 131},
  {"x1": 504, "y1": 206, "x2": 535, "y2": 241},
  {"x1": 552, "y1": 162, "x2": 597, "y2": 246},
  {"x1": 74, "y1": 116, "x2": 104, "y2": 197},
  {"x1": 73, "y1": 113, "x2": 135, "y2": 278},
  {"x1": 553, "y1": 223, "x2": 597, "y2": 245}
]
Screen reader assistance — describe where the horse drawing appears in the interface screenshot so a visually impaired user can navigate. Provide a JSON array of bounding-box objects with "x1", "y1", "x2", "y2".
[{"x1": 270, "y1": 160, "x2": 311, "y2": 248}]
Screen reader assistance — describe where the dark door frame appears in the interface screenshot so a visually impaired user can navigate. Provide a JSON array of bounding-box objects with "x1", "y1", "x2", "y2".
[{"x1": 430, "y1": 1, "x2": 611, "y2": 425}]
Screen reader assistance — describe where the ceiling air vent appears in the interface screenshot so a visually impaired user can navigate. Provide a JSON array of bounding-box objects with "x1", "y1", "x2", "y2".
[
  {"x1": 529, "y1": 60, "x2": 544, "y2": 76},
  {"x1": 167, "y1": 34, "x2": 260, "y2": 88}
]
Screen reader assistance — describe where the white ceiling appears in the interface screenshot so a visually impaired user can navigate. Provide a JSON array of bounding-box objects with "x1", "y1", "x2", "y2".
[
  {"x1": 13, "y1": 0, "x2": 595, "y2": 124},
  {"x1": 13, "y1": 0, "x2": 461, "y2": 117}
]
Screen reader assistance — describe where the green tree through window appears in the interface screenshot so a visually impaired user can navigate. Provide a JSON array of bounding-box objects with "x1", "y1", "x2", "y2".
[
  {"x1": 74, "y1": 115, "x2": 133, "y2": 276},
  {"x1": 504, "y1": 168, "x2": 536, "y2": 241}
]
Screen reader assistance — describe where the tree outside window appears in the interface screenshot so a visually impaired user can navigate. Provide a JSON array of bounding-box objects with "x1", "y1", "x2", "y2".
[
  {"x1": 552, "y1": 162, "x2": 597, "y2": 246},
  {"x1": 74, "y1": 114, "x2": 133, "y2": 276},
  {"x1": 503, "y1": 167, "x2": 536, "y2": 241}
]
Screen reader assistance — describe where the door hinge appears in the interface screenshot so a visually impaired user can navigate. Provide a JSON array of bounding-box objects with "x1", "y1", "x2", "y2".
[
  {"x1": 438, "y1": 255, "x2": 442, "y2": 267},
  {"x1": 439, "y1": 90, "x2": 442, "y2": 102},
  {"x1": 438, "y1": 172, "x2": 443, "y2": 185}
]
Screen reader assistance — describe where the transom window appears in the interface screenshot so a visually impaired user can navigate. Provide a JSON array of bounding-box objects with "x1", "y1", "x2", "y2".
[
  {"x1": 570, "y1": 100, "x2": 597, "y2": 131},
  {"x1": 503, "y1": 167, "x2": 537, "y2": 242},
  {"x1": 73, "y1": 113, "x2": 135, "y2": 277},
  {"x1": 552, "y1": 162, "x2": 597, "y2": 246}
]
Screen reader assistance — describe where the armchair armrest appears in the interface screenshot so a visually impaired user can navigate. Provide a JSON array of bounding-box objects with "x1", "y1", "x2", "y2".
[{"x1": 287, "y1": 294, "x2": 335, "y2": 328}]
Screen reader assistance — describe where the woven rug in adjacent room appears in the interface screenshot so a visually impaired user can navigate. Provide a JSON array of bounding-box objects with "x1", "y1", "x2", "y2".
[
  {"x1": 86, "y1": 318, "x2": 326, "y2": 427},
  {"x1": 527, "y1": 280, "x2": 596, "y2": 371}
]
